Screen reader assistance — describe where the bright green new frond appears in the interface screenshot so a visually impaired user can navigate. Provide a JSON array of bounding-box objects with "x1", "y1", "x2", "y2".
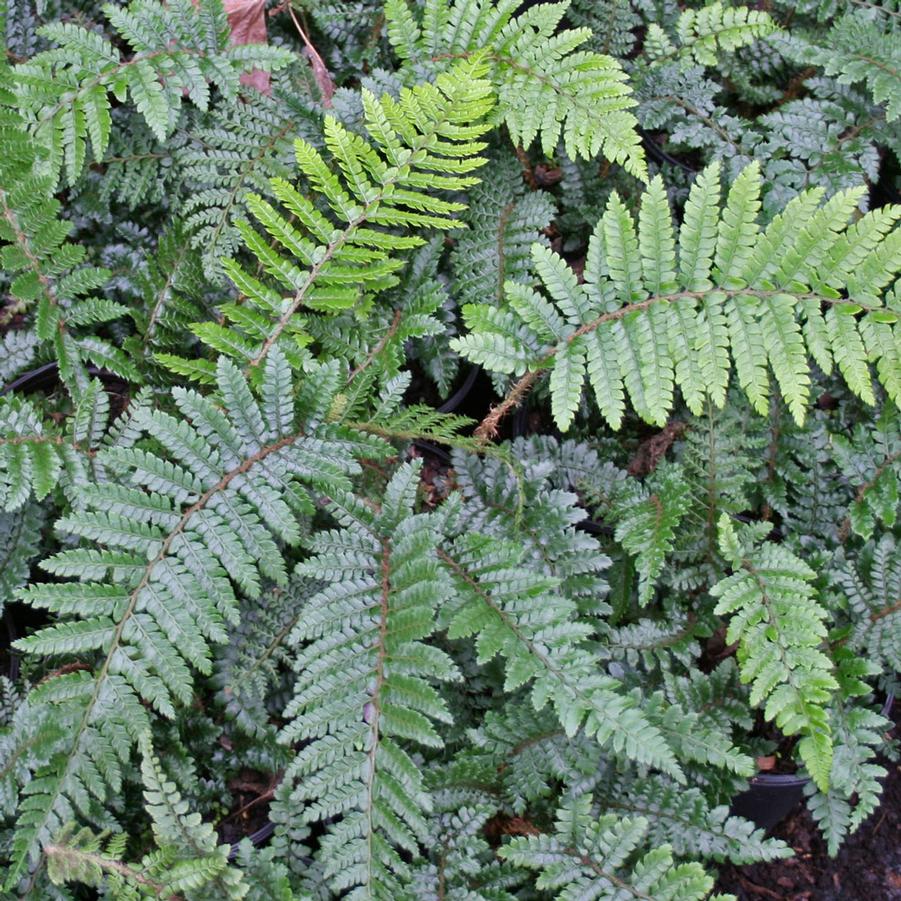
[
  {"x1": 498, "y1": 794, "x2": 715, "y2": 900},
  {"x1": 385, "y1": 0, "x2": 647, "y2": 178},
  {"x1": 711, "y1": 516, "x2": 838, "y2": 791},
  {"x1": 280, "y1": 461, "x2": 457, "y2": 899},
  {"x1": 183, "y1": 58, "x2": 494, "y2": 377},
  {"x1": 454, "y1": 163, "x2": 901, "y2": 432}
]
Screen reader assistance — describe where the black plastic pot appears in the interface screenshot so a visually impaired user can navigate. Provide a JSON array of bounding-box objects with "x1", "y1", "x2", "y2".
[
  {"x1": 730, "y1": 693, "x2": 894, "y2": 830},
  {"x1": 729, "y1": 773, "x2": 809, "y2": 830}
]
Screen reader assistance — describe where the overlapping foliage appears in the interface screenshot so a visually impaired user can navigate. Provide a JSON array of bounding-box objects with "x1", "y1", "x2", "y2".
[{"x1": 0, "y1": 0, "x2": 898, "y2": 898}]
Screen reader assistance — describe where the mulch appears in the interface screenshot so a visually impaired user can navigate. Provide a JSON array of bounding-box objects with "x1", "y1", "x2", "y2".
[{"x1": 716, "y1": 702, "x2": 901, "y2": 900}]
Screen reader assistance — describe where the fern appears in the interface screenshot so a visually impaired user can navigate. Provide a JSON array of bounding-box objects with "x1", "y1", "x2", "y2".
[
  {"x1": 441, "y1": 527, "x2": 684, "y2": 781},
  {"x1": 385, "y1": 0, "x2": 648, "y2": 178},
  {"x1": 830, "y1": 402, "x2": 901, "y2": 539},
  {"x1": 645, "y1": 2, "x2": 779, "y2": 69},
  {"x1": 832, "y1": 533, "x2": 901, "y2": 674},
  {"x1": 0, "y1": 501, "x2": 43, "y2": 615},
  {"x1": 177, "y1": 91, "x2": 316, "y2": 282},
  {"x1": 609, "y1": 464, "x2": 690, "y2": 606},
  {"x1": 806, "y1": 12, "x2": 901, "y2": 122},
  {"x1": 3, "y1": 351, "x2": 379, "y2": 886},
  {"x1": 454, "y1": 162, "x2": 901, "y2": 433},
  {"x1": 46, "y1": 733, "x2": 245, "y2": 898},
  {"x1": 10, "y1": 0, "x2": 293, "y2": 186},
  {"x1": 451, "y1": 154, "x2": 556, "y2": 310},
  {"x1": 278, "y1": 461, "x2": 457, "y2": 899},
  {"x1": 602, "y1": 774, "x2": 791, "y2": 865},
  {"x1": 805, "y1": 694, "x2": 891, "y2": 856},
  {"x1": 171, "y1": 57, "x2": 494, "y2": 381},
  {"x1": 711, "y1": 515, "x2": 839, "y2": 791},
  {"x1": 2, "y1": 0, "x2": 900, "y2": 891},
  {"x1": 498, "y1": 794, "x2": 717, "y2": 901},
  {"x1": 0, "y1": 380, "x2": 110, "y2": 511},
  {"x1": 0, "y1": 108, "x2": 137, "y2": 394}
]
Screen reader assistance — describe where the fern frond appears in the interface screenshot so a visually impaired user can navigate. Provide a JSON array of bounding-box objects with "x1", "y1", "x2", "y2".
[
  {"x1": 805, "y1": 697, "x2": 890, "y2": 856},
  {"x1": 441, "y1": 530, "x2": 683, "y2": 780},
  {"x1": 832, "y1": 533, "x2": 901, "y2": 675},
  {"x1": 612, "y1": 465, "x2": 690, "y2": 606},
  {"x1": 10, "y1": 0, "x2": 293, "y2": 185},
  {"x1": 178, "y1": 90, "x2": 316, "y2": 282},
  {"x1": 279, "y1": 460, "x2": 457, "y2": 899},
  {"x1": 807, "y1": 13, "x2": 901, "y2": 122},
  {"x1": 177, "y1": 57, "x2": 494, "y2": 378},
  {"x1": 0, "y1": 380, "x2": 110, "y2": 511},
  {"x1": 0, "y1": 501, "x2": 43, "y2": 615},
  {"x1": 4, "y1": 351, "x2": 377, "y2": 885},
  {"x1": 830, "y1": 402, "x2": 901, "y2": 540},
  {"x1": 603, "y1": 774, "x2": 791, "y2": 865},
  {"x1": 451, "y1": 154, "x2": 556, "y2": 310},
  {"x1": 711, "y1": 515, "x2": 838, "y2": 791},
  {"x1": 0, "y1": 112, "x2": 137, "y2": 393},
  {"x1": 645, "y1": 3, "x2": 779, "y2": 69},
  {"x1": 454, "y1": 163, "x2": 901, "y2": 432},
  {"x1": 46, "y1": 734, "x2": 246, "y2": 898},
  {"x1": 498, "y1": 794, "x2": 716, "y2": 901},
  {"x1": 385, "y1": 0, "x2": 647, "y2": 178}
]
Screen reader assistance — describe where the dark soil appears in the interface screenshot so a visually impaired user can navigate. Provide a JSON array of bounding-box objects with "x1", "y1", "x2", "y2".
[{"x1": 716, "y1": 705, "x2": 901, "y2": 900}]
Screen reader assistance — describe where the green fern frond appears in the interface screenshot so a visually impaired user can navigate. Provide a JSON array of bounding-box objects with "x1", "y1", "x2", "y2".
[
  {"x1": 451, "y1": 155, "x2": 556, "y2": 310},
  {"x1": 498, "y1": 794, "x2": 716, "y2": 901},
  {"x1": 830, "y1": 403, "x2": 901, "y2": 540},
  {"x1": 832, "y1": 534, "x2": 901, "y2": 675},
  {"x1": 807, "y1": 13, "x2": 901, "y2": 122},
  {"x1": 176, "y1": 57, "x2": 494, "y2": 379},
  {"x1": 10, "y1": 0, "x2": 293, "y2": 185},
  {"x1": 805, "y1": 697, "x2": 890, "y2": 857},
  {"x1": 454, "y1": 162, "x2": 901, "y2": 432},
  {"x1": 645, "y1": 3, "x2": 779, "y2": 69},
  {"x1": 279, "y1": 460, "x2": 457, "y2": 899},
  {"x1": 711, "y1": 515, "x2": 838, "y2": 791},
  {"x1": 603, "y1": 774, "x2": 791, "y2": 865},
  {"x1": 385, "y1": 0, "x2": 647, "y2": 178},
  {"x1": 0, "y1": 379, "x2": 110, "y2": 511},
  {"x1": 0, "y1": 329, "x2": 39, "y2": 384},
  {"x1": 612, "y1": 465, "x2": 690, "y2": 606},
  {"x1": 178, "y1": 91, "x2": 316, "y2": 282},
  {"x1": 441, "y1": 530, "x2": 683, "y2": 780},
  {"x1": 46, "y1": 735, "x2": 246, "y2": 898},
  {"x1": 0, "y1": 113, "x2": 137, "y2": 393},
  {"x1": 4, "y1": 351, "x2": 379, "y2": 886},
  {"x1": 0, "y1": 501, "x2": 43, "y2": 615},
  {"x1": 124, "y1": 222, "x2": 211, "y2": 372}
]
